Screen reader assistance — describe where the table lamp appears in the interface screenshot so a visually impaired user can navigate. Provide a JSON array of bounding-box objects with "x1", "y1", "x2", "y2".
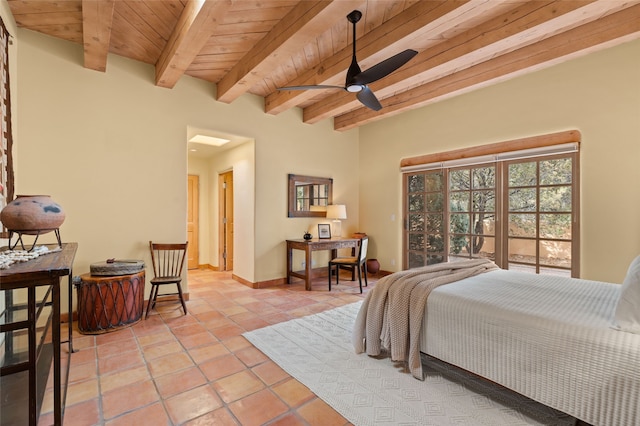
[{"x1": 326, "y1": 204, "x2": 347, "y2": 237}]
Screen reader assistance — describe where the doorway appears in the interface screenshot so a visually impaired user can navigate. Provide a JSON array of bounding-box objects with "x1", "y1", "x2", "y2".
[
  {"x1": 218, "y1": 170, "x2": 234, "y2": 271},
  {"x1": 187, "y1": 174, "x2": 199, "y2": 269}
]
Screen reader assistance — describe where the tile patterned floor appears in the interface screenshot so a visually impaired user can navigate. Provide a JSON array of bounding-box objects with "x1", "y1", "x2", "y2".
[{"x1": 48, "y1": 269, "x2": 376, "y2": 425}]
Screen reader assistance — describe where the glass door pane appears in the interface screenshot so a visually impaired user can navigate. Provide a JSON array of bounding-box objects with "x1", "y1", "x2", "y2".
[
  {"x1": 405, "y1": 171, "x2": 444, "y2": 268},
  {"x1": 505, "y1": 156, "x2": 574, "y2": 275},
  {"x1": 449, "y1": 165, "x2": 495, "y2": 261}
]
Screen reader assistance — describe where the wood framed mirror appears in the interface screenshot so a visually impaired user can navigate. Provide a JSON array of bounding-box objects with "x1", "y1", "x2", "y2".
[{"x1": 288, "y1": 174, "x2": 333, "y2": 218}]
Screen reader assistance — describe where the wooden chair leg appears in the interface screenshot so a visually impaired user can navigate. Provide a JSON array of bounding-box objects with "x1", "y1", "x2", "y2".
[
  {"x1": 144, "y1": 291, "x2": 151, "y2": 319},
  {"x1": 363, "y1": 262, "x2": 368, "y2": 287},
  {"x1": 176, "y1": 283, "x2": 187, "y2": 315},
  {"x1": 356, "y1": 264, "x2": 363, "y2": 293},
  {"x1": 151, "y1": 284, "x2": 160, "y2": 312},
  {"x1": 328, "y1": 264, "x2": 332, "y2": 291},
  {"x1": 145, "y1": 284, "x2": 157, "y2": 319},
  {"x1": 149, "y1": 284, "x2": 158, "y2": 317}
]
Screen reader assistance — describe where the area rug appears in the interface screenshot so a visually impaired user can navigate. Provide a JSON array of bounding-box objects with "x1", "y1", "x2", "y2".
[{"x1": 243, "y1": 301, "x2": 575, "y2": 426}]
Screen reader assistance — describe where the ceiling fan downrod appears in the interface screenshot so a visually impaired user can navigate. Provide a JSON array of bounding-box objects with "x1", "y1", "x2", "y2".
[{"x1": 346, "y1": 10, "x2": 363, "y2": 93}]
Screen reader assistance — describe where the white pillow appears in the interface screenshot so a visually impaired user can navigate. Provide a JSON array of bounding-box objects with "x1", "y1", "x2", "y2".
[{"x1": 613, "y1": 255, "x2": 640, "y2": 333}]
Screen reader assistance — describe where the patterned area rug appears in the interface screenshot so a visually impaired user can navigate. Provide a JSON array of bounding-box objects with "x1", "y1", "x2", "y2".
[{"x1": 243, "y1": 301, "x2": 575, "y2": 426}]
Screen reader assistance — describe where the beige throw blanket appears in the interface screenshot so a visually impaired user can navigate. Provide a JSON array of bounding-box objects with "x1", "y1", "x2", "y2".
[{"x1": 352, "y1": 258, "x2": 499, "y2": 380}]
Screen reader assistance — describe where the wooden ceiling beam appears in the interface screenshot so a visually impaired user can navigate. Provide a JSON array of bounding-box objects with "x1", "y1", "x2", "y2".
[
  {"x1": 264, "y1": 0, "x2": 482, "y2": 115},
  {"x1": 333, "y1": 4, "x2": 640, "y2": 131},
  {"x1": 82, "y1": 0, "x2": 115, "y2": 72},
  {"x1": 155, "y1": 0, "x2": 233, "y2": 89},
  {"x1": 304, "y1": 0, "x2": 609, "y2": 124},
  {"x1": 215, "y1": 0, "x2": 361, "y2": 104},
  {"x1": 10, "y1": 0, "x2": 640, "y2": 128}
]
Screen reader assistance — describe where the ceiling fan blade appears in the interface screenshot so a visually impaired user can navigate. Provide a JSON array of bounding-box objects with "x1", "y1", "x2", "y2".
[
  {"x1": 277, "y1": 85, "x2": 344, "y2": 91},
  {"x1": 352, "y1": 49, "x2": 418, "y2": 86},
  {"x1": 356, "y1": 86, "x2": 382, "y2": 111}
]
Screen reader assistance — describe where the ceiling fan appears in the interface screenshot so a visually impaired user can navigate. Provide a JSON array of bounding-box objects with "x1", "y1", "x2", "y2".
[{"x1": 277, "y1": 10, "x2": 418, "y2": 111}]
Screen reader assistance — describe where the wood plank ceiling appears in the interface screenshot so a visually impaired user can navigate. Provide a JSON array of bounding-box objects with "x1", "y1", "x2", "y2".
[{"x1": 7, "y1": 0, "x2": 640, "y2": 131}]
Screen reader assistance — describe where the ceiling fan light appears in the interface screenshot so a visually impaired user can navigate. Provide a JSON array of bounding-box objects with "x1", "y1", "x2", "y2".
[{"x1": 346, "y1": 85, "x2": 363, "y2": 93}]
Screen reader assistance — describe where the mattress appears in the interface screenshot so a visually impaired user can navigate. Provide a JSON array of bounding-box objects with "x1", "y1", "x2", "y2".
[{"x1": 421, "y1": 269, "x2": 640, "y2": 426}]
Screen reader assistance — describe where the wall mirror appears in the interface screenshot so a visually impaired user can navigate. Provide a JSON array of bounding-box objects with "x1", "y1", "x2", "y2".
[{"x1": 288, "y1": 174, "x2": 333, "y2": 217}]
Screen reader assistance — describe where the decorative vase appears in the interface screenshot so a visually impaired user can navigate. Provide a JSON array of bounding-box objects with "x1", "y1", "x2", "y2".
[
  {"x1": 366, "y1": 258, "x2": 380, "y2": 275},
  {"x1": 303, "y1": 231, "x2": 312, "y2": 241},
  {"x1": 0, "y1": 195, "x2": 66, "y2": 234}
]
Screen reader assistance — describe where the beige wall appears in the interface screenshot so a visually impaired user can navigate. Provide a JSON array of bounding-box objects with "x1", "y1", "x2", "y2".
[
  {"x1": 0, "y1": 2, "x2": 16, "y2": 327},
  {"x1": 11, "y1": 28, "x2": 358, "y2": 313},
  {"x1": 359, "y1": 38, "x2": 640, "y2": 283}
]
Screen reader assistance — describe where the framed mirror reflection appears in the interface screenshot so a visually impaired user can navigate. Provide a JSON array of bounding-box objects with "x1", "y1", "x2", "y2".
[{"x1": 288, "y1": 174, "x2": 333, "y2": 217}]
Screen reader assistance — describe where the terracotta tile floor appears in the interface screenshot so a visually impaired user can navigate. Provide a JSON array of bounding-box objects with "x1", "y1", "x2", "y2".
[{"x1": 52, "y1": 269, "x2": 377, "y2": 425}]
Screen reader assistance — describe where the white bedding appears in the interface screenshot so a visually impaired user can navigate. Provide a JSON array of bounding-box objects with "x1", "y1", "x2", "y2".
[{"x1": 421, "y1": 269, "x2": 640, "y2": 426}]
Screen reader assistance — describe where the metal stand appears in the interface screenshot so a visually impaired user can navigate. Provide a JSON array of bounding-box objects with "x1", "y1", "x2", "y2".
[{"x1": 7, "y1": 228, "x2": 62, "y2": 252}]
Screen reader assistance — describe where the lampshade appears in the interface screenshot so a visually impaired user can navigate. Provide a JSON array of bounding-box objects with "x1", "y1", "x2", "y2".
[{"x1": 326, "y1": 204, "x2": 347, "y2": 220}]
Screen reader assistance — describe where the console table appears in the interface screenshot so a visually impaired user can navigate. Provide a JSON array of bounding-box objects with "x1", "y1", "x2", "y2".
[
  {"x1": 1, "y1": 242, "x2": 77, "y2": 426},
  {"x1": 286, "y1": 238, "x2": 359, "y2": 290}
]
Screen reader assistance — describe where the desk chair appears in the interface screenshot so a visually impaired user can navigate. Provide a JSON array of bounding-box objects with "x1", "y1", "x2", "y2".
[
  {"x1": 328, "y1": 237, "x2": 368, "y2": 293},
  {"x1": 146, "y1": 241, "x2": 188, "y2": 318}
]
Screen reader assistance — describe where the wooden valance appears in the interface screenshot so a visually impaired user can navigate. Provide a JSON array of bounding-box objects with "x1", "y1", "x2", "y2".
[{"x1": 400, "y1": 130, "x2": 581, "y2": 169}]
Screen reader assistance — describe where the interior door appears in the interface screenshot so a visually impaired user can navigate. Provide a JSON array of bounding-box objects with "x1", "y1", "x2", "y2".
[
  {"x1": 218, "y1": 171, "x2": 234, "y2": 271},
  {"x1": 187, "y1": 174, "x2": 199, "y2": 269}
]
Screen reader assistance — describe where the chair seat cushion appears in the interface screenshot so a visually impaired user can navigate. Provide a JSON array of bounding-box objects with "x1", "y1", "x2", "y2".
[
  {"x1": 331, "y1": 257, "x2": 358, "y2": 264},
  {"x1": 151, "y1": 276, "x2": 182, "y2": 285}
]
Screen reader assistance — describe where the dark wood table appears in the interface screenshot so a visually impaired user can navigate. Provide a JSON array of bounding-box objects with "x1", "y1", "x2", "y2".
[
  {"x1": 286, "y1": 238, "x2": 359, "y2": 290},
  {"x1": 1, "y1": 242, "x2": 77, "y2": 426}
]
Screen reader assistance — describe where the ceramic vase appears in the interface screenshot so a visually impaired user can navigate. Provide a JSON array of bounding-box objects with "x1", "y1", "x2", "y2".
[
  {"x1": 366, "y1": 258, "x2": 380, "y2": 275},
  {"x1": 0, "y1": 195, "x2": 65, "y2": 233}
]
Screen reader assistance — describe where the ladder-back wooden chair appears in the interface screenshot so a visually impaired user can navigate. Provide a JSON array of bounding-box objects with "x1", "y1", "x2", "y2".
[
  {"x1": 146, "y1": 241, "x2": 189, "y2": 318},
  {"x1": 328, "y1": 237, "x2": 369, "y2": 293}
]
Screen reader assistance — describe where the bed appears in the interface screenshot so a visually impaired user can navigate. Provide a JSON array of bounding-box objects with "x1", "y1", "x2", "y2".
[{"x1": 353, "y1": 258, "x2": 640, "y2": 426}]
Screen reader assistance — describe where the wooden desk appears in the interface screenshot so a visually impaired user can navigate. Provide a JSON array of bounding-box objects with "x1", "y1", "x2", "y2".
[
  {"x1": 1, "y1": 243, "x2": 77, "y2": 426},
  {"x1": 286, "y1": 238, "x2": 359, "y2": 291}
]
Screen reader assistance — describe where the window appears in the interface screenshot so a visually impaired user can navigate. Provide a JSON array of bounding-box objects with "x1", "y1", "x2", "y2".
[{"x1": 402, "y1": 131, "x2": 580, "y2": 277}]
